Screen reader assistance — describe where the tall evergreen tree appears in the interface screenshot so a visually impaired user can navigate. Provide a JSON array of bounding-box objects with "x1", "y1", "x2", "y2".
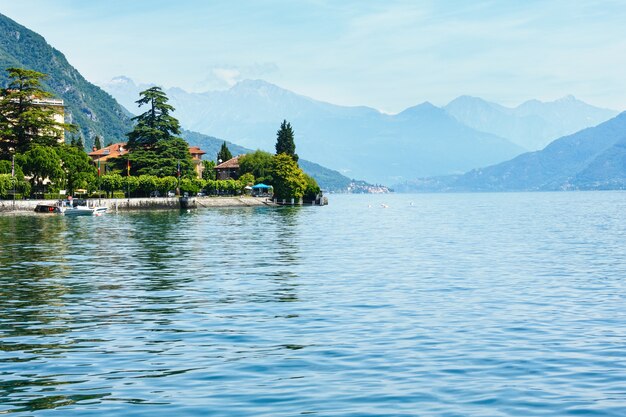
[
  {"x1": 217, "y1": 141, "x2": 233, "y2": 163},
  {"x1": 126, "y1": 86, "x2": 181, "y2": 149},
  {"x1": 74, "y1": 135, "x2": 85, "y2": 150},
  {"x1": 0, "y1": 68, "x2": 76, "y2": 159},
  {"x1": 94, "y1": 135, "x2": 103, "y2": 150},
  {"x1": 120, "y1": 87, "x2": 192, "y2": 177},
  {"x1": 275, "y1": 119, "x2": 298, "y2": 162}
]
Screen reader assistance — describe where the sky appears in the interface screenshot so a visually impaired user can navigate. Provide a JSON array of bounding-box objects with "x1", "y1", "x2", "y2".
[{"x1": 1, "y1": 0, "x2": 625, "y2": 113}]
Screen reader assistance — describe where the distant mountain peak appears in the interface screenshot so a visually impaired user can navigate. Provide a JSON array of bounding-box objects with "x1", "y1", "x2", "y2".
[
  {"x1": 398, "y1": 101, "x2": 440, "y2": 116},
  {"x1": 108, "y1": 75, "x2": 136, "y2": 86},
  {"x1": 448, "y1": 95, "x2": 488, "y2": 105},
  {"x1": 230, "y1": 79, "x2": 283, "y2": 93},
  {"x1": 557, "y1": 94, "x2": 577, "y2": 102}
]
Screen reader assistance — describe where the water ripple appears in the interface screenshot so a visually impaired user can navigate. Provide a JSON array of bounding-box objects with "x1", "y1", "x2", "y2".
[{"x1": 1, "y1": 192, "x2": 625, "y2": 415}]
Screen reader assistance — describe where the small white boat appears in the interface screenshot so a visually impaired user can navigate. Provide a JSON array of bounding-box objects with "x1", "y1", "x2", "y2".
[
  {"x1": 54, "y1": 200, "x2": 107, "y2": 216},
  {"x1": 62, "y1": 205, "x2": 107, "y2": 216}
]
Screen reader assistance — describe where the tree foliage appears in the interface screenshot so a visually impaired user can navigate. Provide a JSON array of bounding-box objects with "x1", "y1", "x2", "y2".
[
  {"x1": 303, "y1": 173, "x2": 321, "y2": 200},
  {"x1": 57, "y1": 144, "x2": 97, "y2": 195},
  {"x1": 217, "y1": 141, "x2": 233, "y2": 163},
  {"x1": 114, "y1": 137, "x2": 193, "y2": 178},
  {"x1": 100, "y1": 173, "x2": 123, "y2": 198},
  {"x1": 202, "y1": 160, "x2": 216, "y2": 180},
  {"x1": 271, "y1": 153, "x2": 307, "y2": 200},
  {"x1": 127, "y1": 86, "x2": 181, "y2": 149},
  {"x1": 239, "y1": 150, "x2": 274, "y2": 184},
  {"x1": 0, "y1": 159, "x2": 24, "y2": 180},
  {"x1": 94, "y1": 135, "x2": 103, "y2": 150},
  {"x1": 121, "y1": 88, "x2": 193, "y2": 178},
  {"x1": 22, "y1": 146, "x2": 63, "y2": 195},
  {"x1": 238, "y1": 172, "x2": 255, "y2": 187},
  {"x1": 275, "y1": 119, "x2": 298, "y2": 162},
  {"x1": 0, "y1": 67, "x2": 76, "y2": 158}
]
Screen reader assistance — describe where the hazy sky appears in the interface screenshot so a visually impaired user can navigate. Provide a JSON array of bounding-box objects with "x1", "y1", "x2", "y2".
[{"x1": 2, "y1": 0, "x2": 625, "y2": 113}]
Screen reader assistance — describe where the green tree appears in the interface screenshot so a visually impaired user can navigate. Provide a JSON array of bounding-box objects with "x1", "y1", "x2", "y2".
[
  {"x1": 156, "y1": 176, "x2": 178, "y2": 196},
  {"x1": 202, "y1": 160, "x2": 216, "y2": 180},
  {"x1": 303, "y1": 174, "x2": 321, "y2": 200},
  {"x1": 57, "y1": 144, "x2": 97, "y2": 195},
  {"x1": 94, "y1": 135, "x2": 103, "y2": 150},
  {"x1": 217, "y1": 141, "x2": 232, "y2": 163},
  {"x1": 0, "y1": 159, "x2": 24, "y2": 180},
  {"x1": 0, "y1": 68, "x2": 76, "y2": 158},
  {"x1": 0, "y1": 160, "x2": 30, "y2": 198},
  {"x1": 138, "y1": 175, "x2": 158, "y2": 197},
  {"x1": 180, "y1": 178, "x2": 204, "y2": 195},
  {"x1": 121, "y1": 175, "x2": 139, "y2": 197},
  {"x1": 120, "y1": 137, "x2": 192, "y2": 177},
  {"x1": 239, "y1": 150, "x2": 274, "y2": 184},
  {"x1": 100, "y1": 173, "x2": 123, "y2": 198},
  {"x1": 271, "y1": 153, "x2": 307, "y2": 201},
  {"x1": 0, "y1": 174, "x2": 16, "y2": 198},
  {"x1": 22, "y1": 146, "x2": 63, "y2": 196},
  {"x1": 72, "y1": 135, "x2": 85, "y2": 150},
  {"x1": 239, "y1": 172, "x2": 255, "y2": 187},
  {"x1": 122, "y1": 87, "x2": 192, "y2": 177},
  {"x1": 275, "y1": 119, "x2": 298, "y2": 162},
  {"x1": 126, "y1": 86, "x2": 180, "y2": 149}
]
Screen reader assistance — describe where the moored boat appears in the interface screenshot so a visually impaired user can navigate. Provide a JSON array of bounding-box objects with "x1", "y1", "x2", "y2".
[
  {"x1": 34, "y1": 199, "x2": 107, "y2": 216},
  {"x1": 61, "y1": 205, "x2": 107, "y2": 216}
]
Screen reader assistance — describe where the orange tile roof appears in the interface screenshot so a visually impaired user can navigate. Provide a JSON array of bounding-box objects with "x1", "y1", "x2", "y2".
[
  {"x1": 189, "y1": 146, "x2": 206, "y2": 155},
  {"x1": 88, "y1": 142, "x2": 128, "y2": 162}
]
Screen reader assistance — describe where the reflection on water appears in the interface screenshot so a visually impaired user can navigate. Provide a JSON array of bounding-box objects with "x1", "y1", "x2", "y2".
[{"x1": 1, "y1": 193, "x2": 626, "y2": 416}]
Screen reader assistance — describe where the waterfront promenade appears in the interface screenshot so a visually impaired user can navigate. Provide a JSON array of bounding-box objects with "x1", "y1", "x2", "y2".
[{"x1": 0, "y1": 196, "x2": 276, "y2": 214}]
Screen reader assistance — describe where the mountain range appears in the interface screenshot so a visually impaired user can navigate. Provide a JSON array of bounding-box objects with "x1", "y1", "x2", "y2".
[
  {"x1": 104, "y1": 77, "x2": 521, "y2": 184},
  {"x1": 444, "y1": 95, "x2": 618, "y2": 150},
  {"x1": 0, "y1": 12, "x2": 355, "y2": 192},
  {"x1": 395, "y1": 111, "x2": 626, "y2": 192},
  {"x1": 103, "y1": 77, "x2": 618, "y2": 185}
]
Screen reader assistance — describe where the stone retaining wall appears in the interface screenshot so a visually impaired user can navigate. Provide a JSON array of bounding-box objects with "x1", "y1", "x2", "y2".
[{"x1": 0, "y1": 197, "x2": 275, "y2": 213}]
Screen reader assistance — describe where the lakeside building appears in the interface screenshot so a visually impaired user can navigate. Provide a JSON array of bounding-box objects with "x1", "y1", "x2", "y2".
[
  {"x1": 89, "y1": 142, "x2": 207, "y2": 178},
  {"x1": 1, "y1": 95, "x2": 66, "y2": 144},
  {"x1": 215, "y1": 155, "x2": 243, "y2": 180}
]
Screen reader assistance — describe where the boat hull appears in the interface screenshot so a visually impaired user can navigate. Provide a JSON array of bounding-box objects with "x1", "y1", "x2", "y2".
[{"x1": 63, "y1": 206, "x2": 108, "y2": 216}]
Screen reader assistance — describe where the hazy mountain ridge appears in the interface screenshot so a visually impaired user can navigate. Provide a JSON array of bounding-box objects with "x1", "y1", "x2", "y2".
[
  {"x1": 396, "y1": 112, "x2": 626, "y2": 192},
  {"x1": 103, "y1": 77, "x2": 525, "y2": 184},
  {"x1": 0, "y1": 13, "x2": 133, "y2": 149},
  {"x1": 444, "y1": 95, "x2": 618, "y2": 150}
]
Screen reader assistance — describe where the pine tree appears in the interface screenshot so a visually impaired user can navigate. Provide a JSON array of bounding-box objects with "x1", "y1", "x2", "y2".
[
  {"x1": 0, "y1": 68, "x2": 76, "y2": 159},
  {"x1": 217, "y1": 141, "x2": 233, "y2": 163},
  {"x1": 275, "y1": 119, "x2": 298, "y2": 162},
  {"x1": 126, "y1": 86, "x2": 181, "y2": 149}
]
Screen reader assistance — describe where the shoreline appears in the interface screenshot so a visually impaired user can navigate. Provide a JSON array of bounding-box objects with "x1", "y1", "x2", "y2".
[{"x1": 0, "y1": 196, "x2": 277, "y2": 215}]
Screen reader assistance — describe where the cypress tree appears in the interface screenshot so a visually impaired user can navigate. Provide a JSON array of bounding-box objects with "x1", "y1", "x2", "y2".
[
  {"x1": 94, "y1": 135, "x2": 103, "y2": 150},
  {"x1": 217, "y1": 141, "x2": 233, "y2": 163},
  {"x1": 275, "y1": 119, "x2": 298, "y2": 162}
]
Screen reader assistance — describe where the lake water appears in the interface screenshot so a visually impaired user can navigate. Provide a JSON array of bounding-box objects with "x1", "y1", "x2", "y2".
[{"x1": 1, "y1": 192, "x2": 626, "y2": 416}]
